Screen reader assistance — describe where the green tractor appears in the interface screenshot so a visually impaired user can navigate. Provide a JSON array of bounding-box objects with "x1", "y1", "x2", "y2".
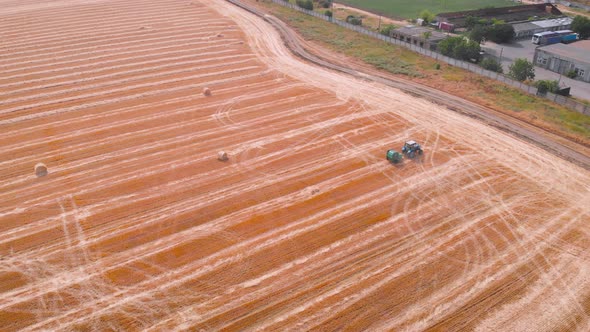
[
  {"x1": 401, "y1": 140, "x2": 423, "y2": 159},
  {"x1": 386, "y1": 149, "x2": 403, "y2": 164}
]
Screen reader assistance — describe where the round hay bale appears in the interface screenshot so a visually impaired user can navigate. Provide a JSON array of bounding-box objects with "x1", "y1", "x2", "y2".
[
  {"x1": 203, "y1": 87, "x2": 212, "y2": 96},
  {"x1": 35, "y1": 163, "x2": 48, "y2": 177},
  {"x1": 217, "y1": 151, "x2": 228, "y2": 161}
]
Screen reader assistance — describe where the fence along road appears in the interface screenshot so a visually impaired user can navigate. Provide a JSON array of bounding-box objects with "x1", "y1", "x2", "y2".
[
  {"x1": 226, "y1": 0, "x2": 590, "y2": 170},
  {"x1": 266, "y1": 0, "x2": 590, "y2": 116}
]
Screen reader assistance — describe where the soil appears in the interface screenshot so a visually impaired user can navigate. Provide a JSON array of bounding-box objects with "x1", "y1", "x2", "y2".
[{"x1": 1, "y1": 0, "x2": 590, "y2": 331}]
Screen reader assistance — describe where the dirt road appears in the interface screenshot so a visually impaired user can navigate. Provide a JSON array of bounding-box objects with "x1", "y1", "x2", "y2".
[
  {"x1": 1, "y1": 0, "x2": 589, "y2": 330},
  {"x1": 248, "y1": 2, "x2": 590, "y2": 170}
]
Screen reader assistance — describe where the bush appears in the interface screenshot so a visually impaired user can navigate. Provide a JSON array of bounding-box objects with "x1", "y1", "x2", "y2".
[
  {"x1": 508, "y1": 58, "x2": 535, "y2": 81},
  {"x1": 480, "y1": 58, "x2": 503, "y2": 73},
  {"x1": 535, "y1": 79, "x2": 559, "y2": 94},
  {"x1": 346, "y1": 15, "x2": 362, "y2": 26},
  {"x1": 295, "y1": 0, "x2": 313, "y2": 10},
  {"x1": 435, "y1": 63, "x2": 440, "y2": 70},
  {"x1": 566, "y1": 69, "x2": 577, "y2": 79},
  {"x1": 317, "y1": 0, "x2": 331, "y2": 8},
  {"x1": 324, "y1": 10, "x2": 332, "y2": 18}
]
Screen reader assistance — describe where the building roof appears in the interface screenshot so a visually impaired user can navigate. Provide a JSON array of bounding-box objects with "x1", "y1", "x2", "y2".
[
  {"x1": 538, "y1": 40, "x2": 590, "y2": 63},
  {"x1": 512, "y1": 17, "x2": 573, "y2": 33},
  {"x1": 394, "y1": 26, "x2": 447, "y2": 41},
  {"x1": 512, "y1": 22, "x2": 541, "y2": 33},
  {"x1": 532, "y1": 16, "x2": 573, "y2": 28}
]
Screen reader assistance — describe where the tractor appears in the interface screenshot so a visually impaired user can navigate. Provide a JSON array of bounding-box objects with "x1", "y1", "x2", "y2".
[
  {"x1": 401, "y1": 140, "x2": 423, "y2": 159},
  {"x1": 386, "y1": 149, "x2": 403, "y2": 164}
]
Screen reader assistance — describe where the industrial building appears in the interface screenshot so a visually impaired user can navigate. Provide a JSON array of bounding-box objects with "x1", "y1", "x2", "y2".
[
  {"x1": 389, "y1": 26, "x2": 447, "y2": 51},
  {"x1": 512, "y1": 17, "x2": 573, "y2": 40},
  {"x1": 533, "y1": 40, "x2": 590, "y2": 83}
]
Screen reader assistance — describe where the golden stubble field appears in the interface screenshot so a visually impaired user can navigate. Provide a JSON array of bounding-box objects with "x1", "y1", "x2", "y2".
[{"x1": 1, "y1": 0, "x2": 589, "y2": 330}]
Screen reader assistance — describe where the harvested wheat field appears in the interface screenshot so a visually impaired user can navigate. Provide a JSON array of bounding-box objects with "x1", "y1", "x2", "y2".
[{"x1": 1, "y1": 0, "x2": 590, "y2": 330}]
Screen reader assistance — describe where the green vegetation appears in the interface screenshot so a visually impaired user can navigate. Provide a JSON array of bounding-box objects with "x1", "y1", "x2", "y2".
[
  {"x1": 379, "y1": 24, "x2": 396, "y2": 36},
  {"x1": 535, "y1": 80, "x2": 560, "y2": 94},
  {"x1": 484, "y1": 23, "x2": 514, "y2": 43},
  {"x1": 572, "y1": 15, "x2": 590, "y2": 39},
  {"x1": 296, "y1": 0, "x2": 313, "y2": 10},
  {"x1": 480, "y1": 58, "x2": 503, "y2": 73},
  {"x1": 469, "y1": 25, "x2": 487, "y2": 44},
  {"x1": 336, "y1": 0, "x2": 517, "y2": 19},
  {"x1": 508, "y1": 58, "x2": 535, "y2": 82},
  {"x1": 419, "y1": 9, "x2": 435, "y2": 24},
  {"x1": 466, "y1": 18, "x2": 514, "y2": 44},
  {"x1": 566, "y1": 69, "x2": 578, "y2": 79},
  {"x1": 317, "y1": 0, "x2": 331, "y2": 8},
  {"x1": 346, "y1": 15, "x2": 363, "y2": 25},
  {"x1": 438, "y1": 36, "x2": 481, "y2": 62},
  {"x1": 264, "y1": 1, "x2": 590, "y2": 140}
]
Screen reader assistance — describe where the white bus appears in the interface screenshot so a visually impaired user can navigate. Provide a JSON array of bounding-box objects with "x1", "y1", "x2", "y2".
[{"x1": 532, "y1": 30, "x2": 575, "y2": 45}]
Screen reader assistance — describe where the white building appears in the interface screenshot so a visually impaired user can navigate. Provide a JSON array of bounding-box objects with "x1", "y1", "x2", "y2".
[{"x1": 533, "y1": 40, "x2": 590, "y2": 83}]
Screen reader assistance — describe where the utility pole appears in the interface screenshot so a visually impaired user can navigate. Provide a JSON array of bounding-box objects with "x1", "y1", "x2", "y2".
[{"x1": 378, "y1": 15, "x2": 382, "y2": 31}]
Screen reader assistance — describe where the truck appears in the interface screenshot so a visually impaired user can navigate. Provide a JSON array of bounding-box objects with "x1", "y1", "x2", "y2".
[
  {"x1": 560, "y1": 32, "x2": 579, "y2": 44},
  {"x1": 532, "y1": 30, "x2": 578, "y2": 45}
]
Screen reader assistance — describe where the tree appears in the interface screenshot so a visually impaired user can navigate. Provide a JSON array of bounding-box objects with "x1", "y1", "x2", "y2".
[
  {"x1": 453, "y1": 39, "x2": 481, "y2": 62},
  {"x1": 438, "y1": 36, "x2": 463, "y2": 57},
  {"x1": 572, "y1": 15, "x2": 590, "y2": 39},
  {"x1": 438, "y1": 36, "x2": 481, "y2": 62},
  {"x1": 535, "y1": 79, "x2": 559, "y2": 94},
  {"x1": 485, "y1": 24, "x2": 514, "y2": 43},
  {"x1": 469, "y1": 25, "x2": 488, "y2": 44},
  {"x1": 422, "y1": 31, "x2": 432, "y2": 40},
  {"x1": 419, "y1": 9, "x2": 435, "y2": 24},
  {"x1": 508, "y1": 58, "x2": 535, "y2": 81},
  {"x1": 480, "y1": 58, "x2": 503, "y2": 73}
]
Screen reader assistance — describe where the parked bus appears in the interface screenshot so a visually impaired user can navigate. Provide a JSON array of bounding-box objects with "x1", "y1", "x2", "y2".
[{"x1": 532, "y1": 30, "x2": 578, "y2": 45}]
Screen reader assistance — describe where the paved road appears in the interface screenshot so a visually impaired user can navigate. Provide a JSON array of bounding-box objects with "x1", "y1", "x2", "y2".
[{"x1": 482, "y1": 39, "x2": 590, "y2": 100}]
